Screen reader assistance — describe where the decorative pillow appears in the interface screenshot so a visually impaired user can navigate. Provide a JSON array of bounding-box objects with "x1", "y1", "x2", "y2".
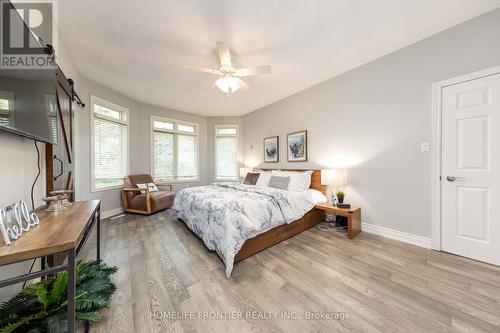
[
  {"x1": 243, "y1": 172, "x2": 260, "y2": 185},
  {"x1": 255, "y1": 171, "x2": 272, "y2": 187},
  {"x1": 268, "y1": 176, "x2": 290, "y2": 190},
  {"x1": 136, "y1": 183, "x2": 159, "y2": 194},
  {"x1": 272, "y1": 170, "x2": 313, "y2": 191}
]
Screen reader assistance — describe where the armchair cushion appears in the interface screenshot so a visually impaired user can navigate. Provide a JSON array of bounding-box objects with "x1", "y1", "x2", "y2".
[{"x1": 129, "y1": 191, "x2": 175, "y2": 212}]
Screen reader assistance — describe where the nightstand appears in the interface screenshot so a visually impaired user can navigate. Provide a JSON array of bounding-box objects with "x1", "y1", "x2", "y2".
[{"x1": 315, "y1": 203, "x2": 361, "y2": 239}]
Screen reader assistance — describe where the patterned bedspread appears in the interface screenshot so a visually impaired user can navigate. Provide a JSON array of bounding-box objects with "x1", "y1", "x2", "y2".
[{"x1": 170, "y1": 183, "x2": 322, "y2": 277}]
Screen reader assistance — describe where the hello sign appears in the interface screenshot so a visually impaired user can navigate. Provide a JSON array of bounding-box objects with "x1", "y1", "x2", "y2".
[{"x1": 0, "y1": 200, "x2": 40, "y2": 246}]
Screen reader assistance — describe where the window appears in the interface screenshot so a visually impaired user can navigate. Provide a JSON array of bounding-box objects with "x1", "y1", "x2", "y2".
[
  {"x1": 45, "y1": 95, "x2": 58, "y2": 143},
  {"x1": 91, "y1": 96, "x2": 129, "y2": 191},
  {"x1": 0, "y1": 91, "x2": 14, "y2": 126},
  {"x1": 215, "y1": 124, "x2": 239, "y2": 181},
  {"x1": 151, "y1": 116, "x2": 199, "y2": 182}
]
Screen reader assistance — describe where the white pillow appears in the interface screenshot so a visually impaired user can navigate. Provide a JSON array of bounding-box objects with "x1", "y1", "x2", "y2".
[
  {"x1": 255, "y1": 172, "x2": 272, "y2": 187},
  {"x1": 137, "y1": 183, "x2": 159, "y2": 194},
  {"x1": 272, "y1": 170, "x2": 313, "y2": 191}
]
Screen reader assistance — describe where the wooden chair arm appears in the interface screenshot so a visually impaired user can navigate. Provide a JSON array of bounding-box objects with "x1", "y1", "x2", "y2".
[
  {"x1": 122, "y1": 187, "x2": 149, "y2": 193},
  {"x1": 121, "y1": 187, "x2": 152, "y2": 214}
]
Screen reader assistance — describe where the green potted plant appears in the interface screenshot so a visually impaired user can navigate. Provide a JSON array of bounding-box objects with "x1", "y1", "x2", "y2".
[
  {"x1": 336, "y1": 191, "x2": 345, "y2": 204},
  {"x1": 0, "y1": 260, "x2": 117, "y2": 333}
]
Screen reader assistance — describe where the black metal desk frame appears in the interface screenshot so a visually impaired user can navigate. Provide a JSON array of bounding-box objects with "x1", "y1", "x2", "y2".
[{"x1": 0, "y1": 203, "x2": 101, "y2": 333}]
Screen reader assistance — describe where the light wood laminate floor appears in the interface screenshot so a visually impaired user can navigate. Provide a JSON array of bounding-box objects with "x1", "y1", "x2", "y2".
[{"x1": 80, "y1": 212, "x2": 500, "y2": 333}]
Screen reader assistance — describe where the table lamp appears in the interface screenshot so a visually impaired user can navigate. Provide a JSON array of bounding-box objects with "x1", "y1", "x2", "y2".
[
  {"x1": 321, "y1": 168, "x2": 347, "y2": 206},
  {"x1": 239, "y1": 167, "x2": 251, "y2": 181}
]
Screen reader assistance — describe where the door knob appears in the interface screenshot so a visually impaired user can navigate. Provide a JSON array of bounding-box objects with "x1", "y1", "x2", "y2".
[{"x1": 446, "y1": 176, "x2": 465, "y2": 182}]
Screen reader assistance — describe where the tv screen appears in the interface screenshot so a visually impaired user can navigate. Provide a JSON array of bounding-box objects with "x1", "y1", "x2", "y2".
[
  {"x1": 0, "y1": 1, "x2": 58, "y2": 144},
  {"x1": 0, "y1": 68, "x2": 58, "y2": 144}
]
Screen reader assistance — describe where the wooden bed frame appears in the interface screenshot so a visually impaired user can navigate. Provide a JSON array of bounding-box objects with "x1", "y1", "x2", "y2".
[{"x1": 234, "y1": 169, "x2": 326, "y2": 263}]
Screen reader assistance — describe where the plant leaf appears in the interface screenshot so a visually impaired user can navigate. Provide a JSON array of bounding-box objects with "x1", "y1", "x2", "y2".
[
  {"x1": 36, "y1": 285, "x2": 49, "y2": 309},
  {"x1": 42, "y1": 310, "x2": 67, "y2": 333},
  {"x1": 47, "y1": 273, "x2": 68, "y2": 306},
  {"x1": 76, "y1": 311, "x2": 101, "y2": 322}
]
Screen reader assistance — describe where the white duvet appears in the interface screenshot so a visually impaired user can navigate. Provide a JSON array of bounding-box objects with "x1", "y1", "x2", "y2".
[{"x1": 171, "y1": 183, "x2": 326, "y2": 277}]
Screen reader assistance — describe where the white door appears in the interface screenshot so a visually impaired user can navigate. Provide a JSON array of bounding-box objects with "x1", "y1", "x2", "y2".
[{"x1": 442, "y1": 72, "x2": 500, "y2": 265}]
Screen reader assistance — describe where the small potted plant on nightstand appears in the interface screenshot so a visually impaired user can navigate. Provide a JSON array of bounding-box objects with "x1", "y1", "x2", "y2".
[
  {"x1": 336, "y1": 191, "x2": 345, "y2": 204},
  {"x1": 336, "y1": 191, "x2": 350, "y2": 209}
]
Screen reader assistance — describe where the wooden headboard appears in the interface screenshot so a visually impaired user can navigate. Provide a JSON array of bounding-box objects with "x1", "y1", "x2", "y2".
[{"x1": 259, "y1": 169, "x2": 326, "y2": 194}]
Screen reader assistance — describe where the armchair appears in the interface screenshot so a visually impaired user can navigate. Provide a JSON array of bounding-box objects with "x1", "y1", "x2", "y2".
[{"x1": 121, "y1": 174, "x2": 175, "y2": 215}]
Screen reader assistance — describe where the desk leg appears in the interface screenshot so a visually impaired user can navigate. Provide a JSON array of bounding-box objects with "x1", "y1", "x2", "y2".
[
  {"x1": 348, "y1": 210, "x2": 361, "y2": 239},
  {"x1": 96, "y1": 207, "x2": 101, "y2": 261},
  {"x1": 67, "y1": 249, "x2": 76, "y2": 333}
]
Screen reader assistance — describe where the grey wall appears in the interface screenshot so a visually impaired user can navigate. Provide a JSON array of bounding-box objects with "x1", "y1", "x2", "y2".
[
  {"x1": 207, "y1": 116, "x2": 244, "y2": 183},
  {"x1": 243, "y1": 8, "x2": 500, "y2": 238}
]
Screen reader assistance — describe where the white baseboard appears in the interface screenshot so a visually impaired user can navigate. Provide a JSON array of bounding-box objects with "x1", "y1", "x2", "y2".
[
  {"x1": 99, "y1": 209, "x2": 431, "y2": 247},
  {"x1": 361, "y1": 222, "x2": 431, "y2": 249},
  {"x1": 101, "y1": 207, "x2": 124, "y2": 219}
]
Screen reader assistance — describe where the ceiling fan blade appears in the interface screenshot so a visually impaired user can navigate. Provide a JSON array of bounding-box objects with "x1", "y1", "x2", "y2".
[
  {"x1": 182, "y1": 64, "x2": 221, "y2": 75},
  {"x1": 216, "y1": 41, "x2": 232, "y2": 67},
  {"x1": 235, "y1": 65, "x2": 272, "y2": 77},
  {"x1": 235, "y1": 77, "x2": 250, "y2": 90}
]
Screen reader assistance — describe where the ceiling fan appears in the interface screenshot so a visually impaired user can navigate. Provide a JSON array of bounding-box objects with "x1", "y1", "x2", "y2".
[{"x1": 182, "y1": 41, "x2": 272, "y2": 94}]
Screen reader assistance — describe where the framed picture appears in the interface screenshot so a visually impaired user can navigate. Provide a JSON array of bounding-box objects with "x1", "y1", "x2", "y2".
[
  {"x1": 287, "y1": 130, "x2": 307, "y2": 162},
  {"x1": 264, "y1": 136, "x2": 279, "y2": 163}
]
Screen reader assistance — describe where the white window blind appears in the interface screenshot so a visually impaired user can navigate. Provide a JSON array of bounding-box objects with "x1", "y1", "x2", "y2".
[
  {"x1": 0, "y1": 91, "x2": 14, "y2": 126},
  {"x1": 151, "y1": 116, "x2": 199, "y2": 181},
  {"x1": 91, "y1": 96, "x2": 129, "y2": 191},
  {"x1": 215, "y1": 125, "x2": 238, "y2": 180},
  {"x1": 45, "y1": 95, "x2": 58, "y2": 143}
]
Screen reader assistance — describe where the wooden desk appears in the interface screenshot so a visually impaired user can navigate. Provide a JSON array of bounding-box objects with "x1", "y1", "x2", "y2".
[
  {"x1": 0, "y1": 200, "x2": 101, "y2": 333},
  {"x1": 315, "y1": 203, "x2": 361, "y2": 239}
]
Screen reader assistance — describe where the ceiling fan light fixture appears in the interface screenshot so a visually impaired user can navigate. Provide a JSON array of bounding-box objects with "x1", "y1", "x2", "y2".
[
  {"x1": 215, "y1": 76, "x2": 239, "y2": 94},
  {"x1": 182, "y1": 42, "x2": 271, "y2": 93}
]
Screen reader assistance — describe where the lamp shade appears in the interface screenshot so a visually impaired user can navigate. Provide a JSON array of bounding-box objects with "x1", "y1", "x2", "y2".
[
  {"x1": 321, "y1": 168, "x2": 347, "y2": 187},
  {"x1": 239, "y1": 167, "x2": 251, "y2": 178}
]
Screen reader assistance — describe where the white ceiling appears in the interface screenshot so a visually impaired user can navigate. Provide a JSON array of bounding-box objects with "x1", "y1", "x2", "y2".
[{"x1": 59, "y1": 0, "x2": 500, "y2": 116}]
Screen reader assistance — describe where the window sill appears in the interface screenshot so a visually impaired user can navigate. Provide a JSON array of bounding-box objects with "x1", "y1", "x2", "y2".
[
  {"x1": 154, "y1": 178, "x2": 200, "y2": 184},
  {"x1": 215, "y1": 178, "x2": 239, "y2": 182},
  {"x1": 91, "y1": 185, "x2": 124, "y2": 193}
]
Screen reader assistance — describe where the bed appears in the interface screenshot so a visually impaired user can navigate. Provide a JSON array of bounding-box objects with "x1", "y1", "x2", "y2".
[{"x1": 171, "y1": 169, "x2": 327, "y2": 277}]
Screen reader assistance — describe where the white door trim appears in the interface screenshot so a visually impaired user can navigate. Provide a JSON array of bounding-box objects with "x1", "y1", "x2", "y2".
[{"x1": 431, "y1": 65, "x2": 500, "y2": 250}]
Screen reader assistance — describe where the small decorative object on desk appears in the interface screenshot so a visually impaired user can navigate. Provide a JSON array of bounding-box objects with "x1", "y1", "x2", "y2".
[
  {"x1": 43, "y1": 196, "x2": 67, "y2": 211},
  {"x1": 0, "y1": 200, "x2": 40, "y2": 246},
  {"x1": 50, "y1": 190, "x2": 73, "y2": 207}
]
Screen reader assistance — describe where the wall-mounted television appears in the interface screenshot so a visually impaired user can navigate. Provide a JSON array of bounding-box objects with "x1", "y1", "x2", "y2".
[{"x1": 0, "y1": 1, "x2": 58, "y2": 144}]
